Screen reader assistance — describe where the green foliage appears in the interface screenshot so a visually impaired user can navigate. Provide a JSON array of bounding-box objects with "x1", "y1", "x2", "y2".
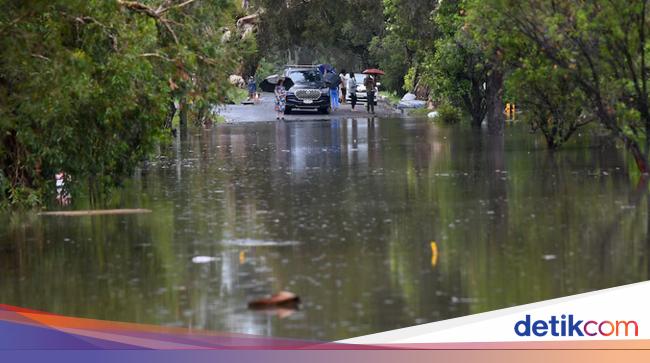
[
  {"x1": 418, "y1": 0, "x2": 491, "y2": 127},
  {"x1": 379, "y1": 91, "x2": 401, "y2": 106},
  {"x1": 254, "y1": 57, "x2": 280, "y2": 85},
  {"x1": 252, "y1": 0, "x2": 383, "y2": 69},
  {"x1": 369, "y1": 0, "x2": 437, "y2": 95},
  {"x1": 0, "y1": 0, "x2": 251, "y2": 207},
  {"x1": 403, "y1": 67, "x2": 417, "y2": 93},
  {"x1": 432, "y1": 102, "x2": 462, "y2": 124},
  {"x1": 369, "y1": 32, "x2": 410, "y2": 92},
  {"x1": 506, "y1": 55, "x2": 592, "y2": 149},
  {"x1": 469, "y1": 0, "x2": 650, "y2": 169},
  {"x1": 225, "y1": 87, "x2": 249, "y2": 104},
  {"x1": 407, "y1": 107, "x2": 431, "y2": 117}
]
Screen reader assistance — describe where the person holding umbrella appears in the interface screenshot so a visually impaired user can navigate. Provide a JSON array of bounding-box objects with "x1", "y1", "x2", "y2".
[
  {"x1": 362, "y1": 69, "x2": 385, "y2": 114},
  {"x1": 274, "y1": 77, "x2": 287, "y2": 120},
  {"x1": 364, "y1": 74, "x2": 376, "y2": 114}
]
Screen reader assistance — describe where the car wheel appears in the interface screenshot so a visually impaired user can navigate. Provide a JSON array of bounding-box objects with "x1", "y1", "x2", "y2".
[
  {"x1": 284, "y1": 107, "x2": 292, "y2": 115},
  {"x1": 319, "y1": 106, "x2": 331, "y2": 114}
]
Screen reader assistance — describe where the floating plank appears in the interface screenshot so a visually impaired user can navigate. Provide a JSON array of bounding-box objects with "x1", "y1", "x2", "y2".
[
  {"x1": 248, "y1": 291, "x2": 300, "y2": 310},
  {"x1": 38, "y1": 209, "x2": 152, "y2": 217}
]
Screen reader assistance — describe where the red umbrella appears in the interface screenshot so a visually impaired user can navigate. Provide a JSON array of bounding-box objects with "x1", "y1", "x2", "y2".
[{"x1": 362, "y1": 68, "x2": 385, "y2": 76}]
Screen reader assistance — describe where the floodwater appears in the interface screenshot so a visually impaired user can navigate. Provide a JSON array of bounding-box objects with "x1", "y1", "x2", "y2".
[{"x1": 1, "y1": 118, "x2": 649, "y2": 341}]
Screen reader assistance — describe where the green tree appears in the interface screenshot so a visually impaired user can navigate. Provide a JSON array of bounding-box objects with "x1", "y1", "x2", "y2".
[
  {"x1": 422, "y1": 0, "x2": 489, "y2": 127},
  {"x1": 370, "y1": 0, "x2": 437, "y2": 95},
  {"x1": 0, "y1": 0, "x2": 249, "y2": 207},
  {"x1": 506, "y1": 55, "x2": 593, "y2": 149},
  {"x1": 251, "y1": 0, "x2": 383, "y2": 70},
  {"x1": 472, "y1": 0, "x2": 650, "y2": 168}
]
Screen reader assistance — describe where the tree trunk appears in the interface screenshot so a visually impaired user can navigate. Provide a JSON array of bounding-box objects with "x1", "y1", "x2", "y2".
[
  {"x1": 196, "y1": 105, "x2": 210, "y2": 126},
  {"x1": 471, "y1": 113, "x2": 483, "y2": 128},
  {"x1": 624, "y1": 136, "x2": 649, "y2": 173},
  {"x1": 164, "y1": 99, "x2": 177, "y2": 129},
  {"x1": 179, "y1": 97, "x2": 188, "y2": 129},
  {"x1": 469, "y1": 78, "x2": 485, "y2": 128},
  {"x1": 486, "y1": 68, "x2": 504, "y2": 133},
  {"x1": 646, "y1": 191, "x2": 650, "y2": 280}
]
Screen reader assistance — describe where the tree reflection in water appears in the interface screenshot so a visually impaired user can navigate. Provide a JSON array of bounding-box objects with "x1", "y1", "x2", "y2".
[{"x1": 0, "y1": 118, "x2": 648, "y2": 340}]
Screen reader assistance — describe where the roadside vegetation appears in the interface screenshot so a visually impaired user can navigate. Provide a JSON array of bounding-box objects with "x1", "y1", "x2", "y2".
[
  {"x1": 378, "y1": 91, "x2": 401, "y2": 107},
  {"x1": 3, "y1": 0, "x2": 650, "y2": 207},
  {"x1": 368, "y1": 0, "x2": 650, "y2": 173},
  {"x1": 1, "y1": 0, "x2": 254, "y2": 207}
]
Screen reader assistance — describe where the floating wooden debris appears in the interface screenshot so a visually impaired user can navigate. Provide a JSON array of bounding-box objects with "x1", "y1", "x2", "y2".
[
  {"x1": 248, "y1": 291, "x2": 300, "y2": 310},
  {"x1": 38, "y1": 209, "x2": 152, "y2": 217}
]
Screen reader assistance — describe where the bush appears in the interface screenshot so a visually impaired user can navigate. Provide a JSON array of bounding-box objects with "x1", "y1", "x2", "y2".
[
  {"x1": 1, "y1": 1, "x2": 246, "y2": 207},
  {"x1": 255, "y1": 57, "x2": 281, "y2": 85},
  {"x1": 408, "y1": 108, "x2": 431, "y2": 117},
  {"x1": 379, "y1": 91, "x2": 401, "y2": 106},
  {"x1": 433, "y1": 103, "x2": 462, "y2": 124}
]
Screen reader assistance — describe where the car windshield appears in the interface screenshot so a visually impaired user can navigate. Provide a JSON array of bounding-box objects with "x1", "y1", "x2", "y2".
[
  {"x1": 355, "y1": 74, "x2": 366, "y2": 83},
  {"x1": 288, "y1": 70, "x2": 322, "y2": 84}
]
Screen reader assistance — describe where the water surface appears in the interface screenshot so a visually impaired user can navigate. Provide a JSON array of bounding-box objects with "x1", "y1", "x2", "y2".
[{"x1": 1, "y1": 118, "x2": 648, "y2": 340}]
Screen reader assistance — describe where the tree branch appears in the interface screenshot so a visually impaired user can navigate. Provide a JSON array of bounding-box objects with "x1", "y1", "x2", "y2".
[
  {"x1": 117, "y1": 0, "x2": 160, "y2": 18},
  {"x1": 30, "y1": 53, "x2": 51, "y2": 62},
  {"x1": 159, "y1": 0, "x2": 199, "y2": 14},
  {"x1": 139, "y1": 53, "x2": 176, "y2": 63}
]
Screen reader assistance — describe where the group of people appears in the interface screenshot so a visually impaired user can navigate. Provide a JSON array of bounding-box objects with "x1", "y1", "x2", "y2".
[
  {"x1": 338, "y1": 70, "x2": 377, "y2": 114},
  {"x1": 273, "y1": 66, "x2": 380, "y2": 119}
]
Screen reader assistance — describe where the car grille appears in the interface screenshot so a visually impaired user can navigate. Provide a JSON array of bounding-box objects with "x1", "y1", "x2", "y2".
[{"x1": 294, "y1": 89, "x2": 321, "y2": 100}]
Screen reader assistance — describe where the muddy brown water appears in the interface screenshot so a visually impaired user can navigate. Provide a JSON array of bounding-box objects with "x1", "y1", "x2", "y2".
[{"x1": 0, "y1": 118, "x2": 648, "y2": 341}]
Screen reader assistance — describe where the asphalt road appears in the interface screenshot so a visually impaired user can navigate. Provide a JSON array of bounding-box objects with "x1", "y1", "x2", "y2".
[{"x1": 218, "y1": 92, "x2": 401, "y2": 123}]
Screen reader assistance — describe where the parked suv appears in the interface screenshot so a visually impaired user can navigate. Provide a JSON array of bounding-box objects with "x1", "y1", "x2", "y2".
[{"x1": 284, "y1": 66, "x2": 331, "y2": 114}]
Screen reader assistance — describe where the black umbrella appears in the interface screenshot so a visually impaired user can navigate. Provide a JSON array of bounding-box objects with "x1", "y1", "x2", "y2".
[
  {"x1": 259, "y1": 79, "x2": 276, "y2": 92},
  {"x1": 260, "y1": 74, "x2": 293, "y2": 92},
  {"x1": 323, "y1": 72, "x2": 340, "y2": 88}
]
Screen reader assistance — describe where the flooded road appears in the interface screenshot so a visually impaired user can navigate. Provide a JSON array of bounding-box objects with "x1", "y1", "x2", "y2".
[{"x1": 1, "y1": 118, "x2": 649, "y2": 341}]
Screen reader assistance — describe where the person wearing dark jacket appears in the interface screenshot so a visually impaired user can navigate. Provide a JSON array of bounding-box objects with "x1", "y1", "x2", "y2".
[{"x1": 364, "y1": 75, "x2": 376, "y2": 114}]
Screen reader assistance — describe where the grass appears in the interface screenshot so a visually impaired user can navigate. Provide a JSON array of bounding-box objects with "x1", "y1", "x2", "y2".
[
  {"x1": 408, "y1": 108, "x2": 431, "y2": 117},
  {"x1": 214, "y1": 114, "x2": 226, "y2": 124},
  {"x1": 378, "y1": 91, "x2": 401, "y2": 106},
  {"x1": 170, "y1": 106, "x2": 228, "y2": 128}
]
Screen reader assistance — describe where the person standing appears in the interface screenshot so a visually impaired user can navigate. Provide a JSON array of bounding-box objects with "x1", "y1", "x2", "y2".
[
  {"x1": 339, "y1": 69, "x2": 348, "y2": 104},
  {"x1": 347, "y1": 72, "x2": 357, "y2": 111},
  {"x1": 329, "y1": 71, "x2": 340, "y2": 111},
  {"x1": 247, "y1": 75, "x2": 257, "y2": 101},
  {"x1": 274, "y1": 78, "x2": 287, "y2": 120},
  {"x1": 364, "y1": 74, "x2": 376, "y2": 114}
]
